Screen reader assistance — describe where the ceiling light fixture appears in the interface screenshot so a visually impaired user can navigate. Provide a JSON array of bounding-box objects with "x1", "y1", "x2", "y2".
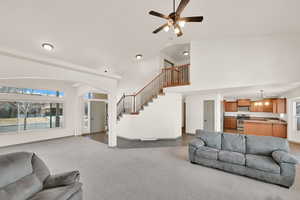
[
  {"x1": 149, "y1": 0, "x2": 204, "y2": 37},
  {"x1": 136, "y1": 54, "x2": 143, "y2": 60},
  {"x1": 42, "y1": 43, "x2": 54, "y2": 51},
  {"x1": 178, "y1": 20, "x2": 186, "y2": 28},
  {"x1": 183, "y1": 51, "x2": 189, "y2": 56},
  {"x1": 174, "y1": 27, "x2": 180, "y2": 34},
  {"x1": 163, "y1": 25, "x2": 170, "y2": 32}
]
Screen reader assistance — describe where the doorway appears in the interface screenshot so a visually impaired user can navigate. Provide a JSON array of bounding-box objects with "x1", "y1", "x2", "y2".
[
  {"x1": 203, "y1": 100, "x2": 215, "y2": 131},
  {"x1": 82, "y1": 100, "x2": 108, "y2": 135},
  {"x1": 90, "y1": 101, "x2": 107, "y2": 134}
]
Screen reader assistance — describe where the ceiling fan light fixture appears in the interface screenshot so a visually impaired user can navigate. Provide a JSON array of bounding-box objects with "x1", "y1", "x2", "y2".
[
  {"x1": 164, "y1": 25, "x2": 170, "y2": 32},
  {"x1": 174, "y1": 27, "x2": 180, "y2": 34},
  {"x1": 178, "y1": 20, "x2": 186, "y2": 27}
]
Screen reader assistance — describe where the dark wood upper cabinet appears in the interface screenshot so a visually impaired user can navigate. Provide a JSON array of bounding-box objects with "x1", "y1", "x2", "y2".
[
  {"x1": 237, "y1": 99, "x2": 251, "y2": 107},
  {"x1": 225, "y1": 98, "x2": 286, "y2": 113},
  {"x1": 273, "y1": 98, "x2": 286, "y2": 114},
  {"x1": 263, "y1": 99, "x2": 273, "y2": 112},
  {"x1": 224, "y1": 101, "x2": 238, "y2": 112}
]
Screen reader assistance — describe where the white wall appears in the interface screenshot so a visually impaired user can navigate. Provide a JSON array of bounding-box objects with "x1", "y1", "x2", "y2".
[
  {"x1": 116, "y1": 92, "x2": 182, "y2": 140},
  {"x1": 282, "y1": 87, "x2": 300, "y2": 143},
  {"x1": 186, "y1": 94, "x2": 222, "y2": 134},
  {"x1": 117, "y1": 56, "x2": 161, "y2": 99},
  {"x1": 189, "y1": 35, "x2": 300, "y2": 91},
  {"x1": 0, "y1": 52, "x2": 119, "y2": 147}
]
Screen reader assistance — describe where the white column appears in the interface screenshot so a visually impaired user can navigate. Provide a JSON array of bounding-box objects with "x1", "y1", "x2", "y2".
[
  {"x1": 215, "y1": 94, "x2": 223, "y2": 132},
  {"x1": 108, "y1": 92, "x2": 117, "y2": 147}
]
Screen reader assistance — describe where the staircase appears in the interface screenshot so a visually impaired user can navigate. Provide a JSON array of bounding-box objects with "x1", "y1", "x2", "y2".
[{"x1": 117, "y1": 64, "x2": 190, "y2": 120}]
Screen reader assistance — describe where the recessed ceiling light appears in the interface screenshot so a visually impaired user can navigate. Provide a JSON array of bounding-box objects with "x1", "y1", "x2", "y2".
[
  {"x1": 136, "y1": 54, "x2": 143, "y2": 60},
  {"x1": 183, "y1": 51, "x2": 189, "y2": 56},
  {"x1": 42, "y1": 43, "x2": 54, "y2": 51}
]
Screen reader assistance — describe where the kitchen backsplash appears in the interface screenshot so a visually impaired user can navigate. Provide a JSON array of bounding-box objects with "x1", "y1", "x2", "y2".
[{"x1": 225, "y1": 111, "x2": 283, "y2": 119}]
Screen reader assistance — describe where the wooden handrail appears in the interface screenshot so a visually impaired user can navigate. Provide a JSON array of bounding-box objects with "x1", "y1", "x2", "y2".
[
  {"x1": 135, "y1": 64, "x2": 190, "y2": 96},
  {"x1": 117, "y1": 64, "x2": 190, "y2": 118},
  {"x1": 135, "y1": 71, "x2": 164, "y2": 96},
  {"x1": 164, "y1": 64, "x2": 189, "y2": 70}
]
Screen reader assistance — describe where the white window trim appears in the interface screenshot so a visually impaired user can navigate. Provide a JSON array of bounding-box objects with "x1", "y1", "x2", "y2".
[{"x1": 0, "y1": 93, "x2": 65, "y2": 135}]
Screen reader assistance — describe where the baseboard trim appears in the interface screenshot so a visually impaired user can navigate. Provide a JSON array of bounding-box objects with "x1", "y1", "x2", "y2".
[
  {"x1": 117, "y1": 135, "x2": 182, "y2": 141},
  {"x1": 185, "y1": 133, "x2": 195, "y2": 135}
]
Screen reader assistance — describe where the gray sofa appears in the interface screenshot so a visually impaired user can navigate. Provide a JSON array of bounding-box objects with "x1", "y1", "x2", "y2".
[
  {"x1": 189, "y1": 130, "x2": 298, "y2": 188},
  {"x1": 0, "y1": 152, "x2": 82, "y2": 200}
]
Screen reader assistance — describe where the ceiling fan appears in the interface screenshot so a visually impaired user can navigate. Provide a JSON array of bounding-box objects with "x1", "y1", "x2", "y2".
[{"x1": 149, "y1": 0, "x2": 203, "y2": 37}]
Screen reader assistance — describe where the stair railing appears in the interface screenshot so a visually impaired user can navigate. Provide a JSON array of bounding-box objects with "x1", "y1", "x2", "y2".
[{"x1": 117, "y1": 64, "x2": 190, "y2": 119}]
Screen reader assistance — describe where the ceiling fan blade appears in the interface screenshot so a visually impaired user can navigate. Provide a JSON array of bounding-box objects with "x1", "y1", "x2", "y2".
[
  {"x1": 149, "y1": 11, "x2": 169, "y2": 20},
  {"x1": 180, "y1": 16, "x2": 203, "y2": 22},
  {"x1": 153, "y1": 23, "x2": 169, "y2": 34},
  {"x1": 174, "y1": 24, "x2": 183, "y2": 37},
  {"x1": 176, "y1": 0, "x2": 190, "y2": 15}
]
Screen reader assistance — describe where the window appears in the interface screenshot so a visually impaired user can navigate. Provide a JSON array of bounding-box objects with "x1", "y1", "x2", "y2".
[
  {"x1": 0, "y1": 86, "x2": 64, "y2": 97},
  {"x1": 0, "y1": 102, "x2": 63, "y2": 133},
  {"x1": 0, "y1": 86, "x2": 64, "y2": 134},
  {"x1": 83, "y1": 92, "x2": 107, "y2": 100},
  {"x1": 296, "y1": 102, "x2": 300, "y2": 132}
]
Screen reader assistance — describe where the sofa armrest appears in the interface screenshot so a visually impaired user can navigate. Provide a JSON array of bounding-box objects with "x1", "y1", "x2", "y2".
[
  {"x1": 272, "y1": 151, "x2": 298, "y2": 165},
  {"x1": 189, "y1": 138, "x2": 205, "y2": 149},
  {"x1": 44, "y1": 170, "x2": 80, "y2": 189}
]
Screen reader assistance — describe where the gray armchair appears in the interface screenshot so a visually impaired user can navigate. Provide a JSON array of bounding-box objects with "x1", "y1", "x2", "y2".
[{"x1": 0, "y1": 152, "x2": 82, "y2": 200}]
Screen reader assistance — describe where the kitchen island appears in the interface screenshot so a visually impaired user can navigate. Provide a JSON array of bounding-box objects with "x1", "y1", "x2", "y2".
[{"x1": 244, "y1": 119, "x2": 287, "y2": 138}]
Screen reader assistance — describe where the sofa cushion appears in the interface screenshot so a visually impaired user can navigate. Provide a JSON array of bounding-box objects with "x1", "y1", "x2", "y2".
[
  {"x1": 246, "y1": 135, "x2": 289, "y2": 156},
  {"x1": 272, "y1": 150, "x2": 298, "y2": 164},
  {"x1": 29, "y1": 183, "x2": 82, "y2": 200},
  {"x1": 189, "y1": 138, "x2": 205, "y2": 149},
  {"x1": 0, "y1": 152, "x2": 33, "y2": 188},
  {"x1": 246, "y1": 154, "x2": 280, "y2": 174},
  {"x1": 219, "y1": 150, "x2": 245, "y2": 166},
  {"x1": 222, "y1": 133, "x2": 246, "y2": 154},
  {"x1": 32, "y1": 154, "x2": 50, "y2": 183},
  {"x1": 195, "y1": 146, "x2": 219, "y2": 160},
  {"x1": 196, "y1": 130, "x2": 221, "y2": 149},
  {"x1": 0, "y1": 173, "x2": 43, "y2": 200}
]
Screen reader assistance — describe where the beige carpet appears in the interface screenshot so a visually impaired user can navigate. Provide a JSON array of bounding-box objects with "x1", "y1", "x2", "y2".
[{"x1": 0, "y1": 137, "x2": 299, "y2": 200}]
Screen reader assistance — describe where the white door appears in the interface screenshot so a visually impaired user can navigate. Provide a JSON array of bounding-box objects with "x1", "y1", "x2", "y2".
[
  {"x1": 203, "y1": 100, "x2": 215, "y2": 131},
  {"x1": 90, "y1": 101, "x2": 107, "y2": 133}
]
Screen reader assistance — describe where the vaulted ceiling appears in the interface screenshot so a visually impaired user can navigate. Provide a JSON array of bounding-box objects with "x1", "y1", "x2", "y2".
[{"x1": 0, "y1": 0, "x2": 300, "y2": 76}]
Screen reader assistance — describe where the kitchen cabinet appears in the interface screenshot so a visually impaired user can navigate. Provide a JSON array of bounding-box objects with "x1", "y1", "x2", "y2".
[
  {"x1": 224, "y1": 101, "x2": 237, "y2": 112},
  {"x1": 250, "y1": 101, "x2": 264, "y2": 112},
  {"x1": 273, "y1": 98, "x2": 286, "y2": 114},
  {"x1": 272, "y1": 124, "x2": 287, "y2": 138},
  {"x1": 225, "y1": 98, "x2": 286, "y2": 113},
  {"x1": 224, "y1": 117, "x2": 237, "y2": 129},
  {"x1": 263, "y1": 99, "x2": 273, "y2": 112},
  {"x1": 237, "y1": 99, "x2": 251, "y2": 107},
  {"x1": 244, "y1": 122, "x2": 273, "y2": 136},
  {"x1": 244, "y1": 121, "x2": 287, "y2": 138}
]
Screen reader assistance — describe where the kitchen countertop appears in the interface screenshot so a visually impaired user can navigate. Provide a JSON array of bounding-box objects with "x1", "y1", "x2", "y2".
[{"x1": 244, "y1": 119, "x2": 287, "y2": 125}]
